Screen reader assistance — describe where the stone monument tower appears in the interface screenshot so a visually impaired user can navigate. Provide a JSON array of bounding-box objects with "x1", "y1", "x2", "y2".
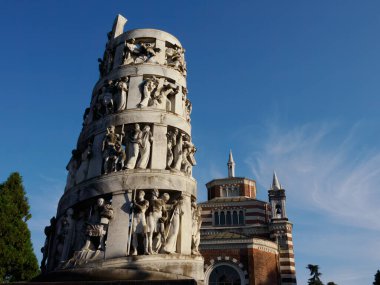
[{"x1": 39, "y1": 14, "x2": 204, "y2": 283}]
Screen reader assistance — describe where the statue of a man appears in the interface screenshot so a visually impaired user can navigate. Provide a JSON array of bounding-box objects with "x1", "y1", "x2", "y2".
[
  {"x1": 126, "y1": 124, "x2": 142, "y2": 169},
  {"x1": 139, "y1": 78, "x2": 157, "y2": 108},
  {"x1": 136, "y1": 125, "x2": 153, "y2": 169},
  {"x1": 145, "y1": 189, "x2": 170, "y2": 254},
  {"x1": 102, "y1": 125, "x2": 118, "y2": 174},
  {"x1": 191, "y1": 202, "x2": 202, "y2": 255},
  {"x1": 114, "y1": 77, "x2": 128, "y2": 112},
  {"x1": 130, "y1": 190, "x2": 149, "y2": 255},
  {"x1": 166, "y1": 129, "x2": 179, "y2": 169}
]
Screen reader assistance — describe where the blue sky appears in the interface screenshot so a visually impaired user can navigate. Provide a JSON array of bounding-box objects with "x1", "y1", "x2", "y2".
[{"x1": 1, "y1": 1, "x2": 380, "y2": 284}]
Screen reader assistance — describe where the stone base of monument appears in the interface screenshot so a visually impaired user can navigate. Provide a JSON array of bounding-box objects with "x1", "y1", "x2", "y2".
[{"x1": 34, "y1": 254, "x2": 204, "y2": 284}]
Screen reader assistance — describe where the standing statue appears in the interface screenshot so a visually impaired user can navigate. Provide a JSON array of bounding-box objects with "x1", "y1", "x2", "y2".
[
  {"x1": 181, "y1": 137, "x2": 197, "y2": 176},
  {"x1": 162, "y1": 196, "x2": 184, "y2": 254},
  {"x1": 185, "y1": 98, "x2": 192, "y2": 122},
  {"x1": 191, "y1": 202, "x2": 202, "y2": 255},
  {"x1": 140, "y1": 42, "x2": 161, "y2": 63},
  {"x1": 75, "y1": 141, "x2": 93, "y2": 184},
  {"x1": 98, "y1": 81, "x2": 114, "y2": 116},
  {"x1": 139, "y1": 78, "x2": 157, "y2": 108},
  {"x1": 102, "y1": 125, "x2": 119, "y2": 174},
  {"x1": 65, "y1": 150, "x2": 80, "y2": 192},
  {"x1": 136, "y1": 125, "x2": 153, "y2": 169},
  {"x1": 126, "y1": 124, "x2": 142, "y2": 169},
  {"x1": 172, "y1": 132, "x2": 184, "y2": 171},
  {"x1": 114, "y1": 77, "x2": 128, "y2": 112},
  {"x1": 130, "y1": 190, "x2": 149, "y2": 256},
  {"x1": 145, "y1": 189, "x2": 170, "y2": 254},
  {"x1": 82, "y1": 198, "x2": 114, "y2": 252},
  {"x1": 53, "y1": 209, "x2": 74, "y2": 268},
  {"x1": 40, "y1": 217, "x2": 56, "y2": 273},
  {"x1": 166, "y1": 129, "x2": 178, "y2": 169},
  {"x1": 113, "y1": 140, "x2": 126, "y2": 172}
]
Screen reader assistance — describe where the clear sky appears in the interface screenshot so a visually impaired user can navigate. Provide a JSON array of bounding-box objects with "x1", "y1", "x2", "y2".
[{"x1": 1, "y1": 1, "x2": 380, "y2": 284}]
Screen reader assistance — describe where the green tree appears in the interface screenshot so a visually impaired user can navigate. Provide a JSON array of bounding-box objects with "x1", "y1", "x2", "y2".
[
  {"x1": 307, "y1": 264, "x2": 324, "y2": 285},
  {"x1": 374, "y1": 270, "x2": 380, "y2": 285},
  {"x1": 0, "y1": 172, "x2": 39, "y2": 282}
]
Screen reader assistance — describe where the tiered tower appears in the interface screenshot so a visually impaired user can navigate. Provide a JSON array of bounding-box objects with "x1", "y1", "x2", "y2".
[
  {"x1": 39, "y1": 15, "x2": 204, "y2": 283},
  {"x1": 269, "y1": 172, "x2": 297, "y2": 285}
]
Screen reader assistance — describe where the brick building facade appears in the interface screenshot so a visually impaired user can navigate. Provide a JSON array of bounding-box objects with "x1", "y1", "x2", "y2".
[{"x1": 199, "y1": 152, "x2": 297, "y2": 285}]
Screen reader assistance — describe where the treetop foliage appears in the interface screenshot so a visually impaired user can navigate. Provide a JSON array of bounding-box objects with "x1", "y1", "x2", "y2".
[{"x1": 0, "y1": 172, "x2": 39, "y2": 282}]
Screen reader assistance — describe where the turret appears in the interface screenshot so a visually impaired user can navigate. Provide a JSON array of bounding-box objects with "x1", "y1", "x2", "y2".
[
  {"x1": 227, "y1": 150, "x2": 235, "y2": 178},
  {"x1": 268, "y1": 171, "x2": 287, "y2": 220}
]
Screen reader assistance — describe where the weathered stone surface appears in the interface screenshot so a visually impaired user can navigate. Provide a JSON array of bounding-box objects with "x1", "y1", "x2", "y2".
[{"x1": 45, "y1": 14, "x2": 203, "y2": 283}]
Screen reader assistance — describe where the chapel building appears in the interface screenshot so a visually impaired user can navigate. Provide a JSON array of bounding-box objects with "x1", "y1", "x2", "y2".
[{"x1": 199, "y1": 151, "x2": 297, "y2": 285}]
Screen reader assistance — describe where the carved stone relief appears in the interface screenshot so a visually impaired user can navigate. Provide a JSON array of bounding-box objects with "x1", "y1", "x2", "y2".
[
  {"x1": 166, "y1": 127, "x2": 196, "y2": 176},
  {"x1": 93, "y1": 78, "x2": 129, "y2": 120},
  {"x1": 191, "y1": 201, "x2": 202, "y2": 255},
  {"x1": 138, "y1": 76, "x2": 179, "y2": 111},
  {"x1": 123, "y1": 38, "x2": 161, "y2": 65},
  {"x1": 62, "y1": 197, "x2": 114, "y2": 267},
  {"x1": 165, "y1": 44, "x2": 187, "y2": 77},
  {"x1": 101, "y1": 123, "x2": 153, "y2": 174}
]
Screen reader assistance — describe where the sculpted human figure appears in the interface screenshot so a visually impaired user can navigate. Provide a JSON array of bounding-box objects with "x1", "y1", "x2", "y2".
[
  {"x1": 140, "y1": 42, "x2": 161, "y2": 63},
  {"x1": 40, "y1": 217, "x2": 56, "y2": 273},
  {"x1": 173, "y1": 132, "x2": 184, "y2": 171},
  {"x1": 123, "y1": 38, "x2": 142, "y2": 64},
  {"x1": 102, "y1": 126, "x2": 119, "y2": 174},
  {"x1": 146, "y1": 189, "x2": 170, "y2": 254},
  {"x1": 181, "y1": 137, "x2": 197, "y2": 176},
  {"x1": 130, "y1": 190, "x2": 149, "y2": 256},
  {"x1": 150, "y1": 78, "x2": 177, "y2": 110},
  {"x1": 166, "y1": 45, "x2": 187, "y2": 76},
  {"x1": 75, "y1": 141, "x2": 93, "y2": 184},
  {"x1": 139, "y1": 78, "x2": 157, "y2": 108},
  {"x1": 82, "y1": 198, "x2": 114, "y2": 252},
  {"x1": 166, "y1": 129, "x2": 178, "y2": 169},
  {"x1": 136, "y1": 125, "x2": 153, "y2": 169},
  {"x1": 65, "y1": 150, "x2": 79, "y2": 191},
  {"x1": 185, "y1": 98, "x2": 192, "y2": 122},
  {"x1": 98, "y1": 81, "x2": 114, "y2": 116},
  {"x1": 191, "y1": 202, "x2": 202, "y2": 255},
  {"x1": 113, "y1": 140, "x2": 126, "y2": 171},
  {"x1": 162, "y1": 196, "x2": 184, "y2": 254},
  {"x1": 126, "y1": 124, "x2": 142, "y2": 169},
  {"x1": 114, "y1": 77, "x2": 128, "y2": 112}
]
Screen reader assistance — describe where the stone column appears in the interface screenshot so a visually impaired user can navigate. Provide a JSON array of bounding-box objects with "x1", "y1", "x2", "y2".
[
  {"x1": 150, "y1": 124, "x2": 168, "y2": 169},
  {"x1": 155, "y1": 39, "x2": 166, "y2": 65},
  {"x1": 126, "y1": 75, "x2": 143, "y2": 109},
  {"x1": 105, "y1": 190, "x2": 132, "y2": 258},
  {"x1": 177, "y1": 193, "x2": 192, "y2": 254},
  {"x1": 87, "y1": 133, "x2": 104, "y2": 179}
]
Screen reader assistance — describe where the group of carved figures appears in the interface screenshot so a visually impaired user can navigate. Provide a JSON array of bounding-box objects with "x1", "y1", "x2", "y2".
[
  {"x1": 128, "y1": 189, "x2": 201, "y2": 256},
  {"x1": 65, "y1": 125, "x2": 196, "y2": 192},
  {"x1": 83, "y1": 77, "x2": 191, "y2": 125},
  {"x1": 123, "y1": 39, "x2": 187, "y2": 77},
  {"x1": 88, "y1": 78, "x2": 128, "y2": 122},
  {"x1": 102, "y1": 123, "x2": 153, "y2": 174},
  {"x1": 138, "y1": 76, "x2": 178, "y2": 109},
  {"x1": 167, "y1": 128, "x2": 197, "y2": 176},
  {"x1": 40, "y1": 198, "x2": 114, "y2": 272},
  {"x1": 40, "y1": 191, "x2": 202, "y2": 272},
  {"x1": 97, "y1": 34, "x2": 187, "y2": 78}
]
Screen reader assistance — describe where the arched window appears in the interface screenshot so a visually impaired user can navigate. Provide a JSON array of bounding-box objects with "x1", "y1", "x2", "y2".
[
  {"x1": 233, "y1": 211, "x2": 238, "y2": 225},
  {"x1": 214, "y1": 212, "x2": 219, "y2": 225},
  {"x1": 226, "y1": 211, "x2": 232, "y2": 225},
  {"x1": 239, "y1": 210, "x2": 244, "y2": 225},
  {"x1": 220, "y1": 211, "x2": 226, "y2": 225},
  {"x1": 207, "y1": 263, "x2": 244, "y2": 285}
]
